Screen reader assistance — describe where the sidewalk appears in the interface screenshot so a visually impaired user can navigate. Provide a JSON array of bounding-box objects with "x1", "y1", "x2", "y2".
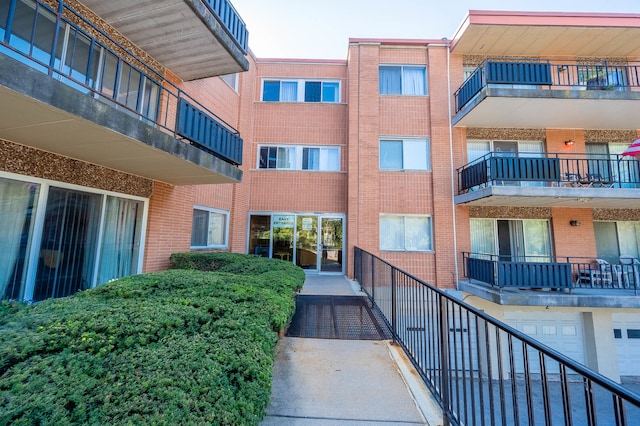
[{"x1": 260, "y1": 275, "x2": 442, "y2": 426}]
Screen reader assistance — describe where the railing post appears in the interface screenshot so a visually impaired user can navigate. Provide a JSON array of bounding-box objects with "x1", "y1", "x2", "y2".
[
  {"x1": 371, "y1": 253, "x2": 375, "y2": 303},
  {"x1": 439, "y1": 294, "x2": 451, "y2": 426},
  {"x1": 391, "y1": 267, "x2": 397, "y2": 344},
  {"x1": 48, "y1": 0, "x2": 65, "y2": 76}
]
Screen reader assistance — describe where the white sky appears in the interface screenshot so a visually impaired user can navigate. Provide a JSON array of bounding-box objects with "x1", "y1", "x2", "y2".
[{"x1": 230, "y1": 0, "x2": 639, "y2": 60}]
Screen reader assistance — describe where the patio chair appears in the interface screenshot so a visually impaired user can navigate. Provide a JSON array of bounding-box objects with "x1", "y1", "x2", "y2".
[
  {"x1": 620, "y1": 255, "x2": 640, "y2": 292},
  {"x1": 579, "y1": 259, "x2": 618, "y2": 287}
]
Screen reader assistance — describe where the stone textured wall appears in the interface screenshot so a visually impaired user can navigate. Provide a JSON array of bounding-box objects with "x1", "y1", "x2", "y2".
[
  {"x1": 0, "y1": 140, "x2": 153, "y2": 197},
  {"x1": 593, "y1": 209, "x2": 640, "y2": 221},
  {"x1": 469, "y1": 206, "x2": 552, "y2": 219},
  {"x1": 467, "y1": 128, "x2": 546, "y2": 141}
]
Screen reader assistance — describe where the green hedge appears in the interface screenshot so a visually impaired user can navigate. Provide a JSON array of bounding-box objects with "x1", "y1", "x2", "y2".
[{"x1": 0, "y1": 253, "x2": 304, "y2": 425}]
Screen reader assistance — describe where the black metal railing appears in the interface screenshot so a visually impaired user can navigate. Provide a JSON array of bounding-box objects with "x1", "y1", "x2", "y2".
[
  {"x1": 0, "y1": 0, "x2": 242, "y2": 165},
  {"x1": 455, "y1": 60, "x2": 640, "y2": 112},
  {"x1": 354, "y1": 246, "x2": 640, "y2": 426},
  {"x1": 463, "y1": 253, "x2": 640, "y2": 293},
  {"x1": 457, "y1": 152, "x2": 640, "y2": 193}
]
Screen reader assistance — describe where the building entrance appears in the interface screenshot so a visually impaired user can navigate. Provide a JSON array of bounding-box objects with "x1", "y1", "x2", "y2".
[{"x1": 249, "y1": 213, "x2": 344, "y2": 274}]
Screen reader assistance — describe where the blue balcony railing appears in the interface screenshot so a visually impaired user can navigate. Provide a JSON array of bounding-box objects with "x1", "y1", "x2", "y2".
[
  {"x1": 457, "y1": 152, "x2": 640, "y2": 193},
  {"x1": 463, "y1": 252, "x2": 640, "y2": 293},
  {"x1": 0, "y1": 0, "x2": 242, "y2": 166},
  {"x1": 355, "y1": 247, "x2": 640, "y2": 426},
  {"x1": 203, "y1": 0, "x2": 248, "y2": 53},
  {"x1": 455, "y1": 60, "x2": 640, "y2": 112}
]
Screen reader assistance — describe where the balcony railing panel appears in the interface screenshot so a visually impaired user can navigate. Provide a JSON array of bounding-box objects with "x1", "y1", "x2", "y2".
[
  {"x1": 203, "y1": 0, "x2": 248, "y2": 52},
  {"x1": 458, "y1": 152, "x2": 640, "y2": 193},
  {"x1": 0, "y1": 0, "x2": 242, "y2": 166},
  {"x1": 355, "y1": 247, "x2": 640, "y2": 426},
  {"x1": 463, "y1": 252, "x2": 640, "y2": 293},
  {"x1": 486, "y1": 61, "x2": 552, "y2": 85},
  {"x1": 177, "y1": 99, "x2": 242, "y2": 165},
  {"x1": 455, "y1": 60, "x2": 640, "y2": 112}
]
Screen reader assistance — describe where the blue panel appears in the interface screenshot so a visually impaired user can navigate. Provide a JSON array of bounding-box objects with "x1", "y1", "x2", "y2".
[
  {"x1": 176, "y1": 98, "x2": 243, "y2": 165},
  {"x1": 262, "y1": 81, "x2": 280, "y2": 101},
  {"x1": 486, "y1": 62, "x2": 552, "y2": 85}
]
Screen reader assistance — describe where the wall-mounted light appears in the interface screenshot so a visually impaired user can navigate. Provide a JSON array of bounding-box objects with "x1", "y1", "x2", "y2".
[
  {"x1": 570, "y1": 220, "x2": 581, "y2": 226},
  {"x1": 565, "y1": 139, "x2": 575, "y2": 146}
]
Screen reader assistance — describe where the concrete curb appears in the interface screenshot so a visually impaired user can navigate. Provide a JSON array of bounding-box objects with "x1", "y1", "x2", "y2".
[{"x1": 385, "y1": 341, "x2": 444, "y2": 426}]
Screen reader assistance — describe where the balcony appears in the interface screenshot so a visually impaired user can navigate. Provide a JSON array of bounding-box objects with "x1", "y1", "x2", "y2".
[
  {"x1": 0, "y1": 0, "x2": 243, "y2": 185},
  {"x1": 453, "y1": 61, "x2": 640, "y2": 129},
  {"x1": 80, "y1": 0, "x2": 249, "y2": 80},
  {"x1": 456, "y1": 152, "x2": 640, "y2": 208},
  {"x1": 462, "y1": 252, "x2": 640, "y2": 308}
]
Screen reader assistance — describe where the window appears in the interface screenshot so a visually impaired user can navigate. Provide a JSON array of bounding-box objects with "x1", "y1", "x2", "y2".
[
  {"x1": 379, "y1": 65, "x2": 426, "y2": 95},
  {"x1": 259, "y1": 145, "x2": 340, "y2": 171},
  {"x1": 191, "y1": 207, "x2": 229, "y2": 249},
  {"x1": 302, "y1": 147, "x2": 339, "y2": 171},
  {"x1": 380, "y1": 215, "x2": 432, "y2": 251},
  {"x1": 0, "y1": 173, "x2": 146, "y2": 302},
  {"x1": 470, "y1": 219, "x2": 552, "y2": 262},
  {"x1": 220, "y1": 73, "x2": 238, "y2": 91},
  {"x1": 258, "y1": 146, "x2": 296, "y2": 170},
  {"x1": 380, "y1": 139, "x2": 430, "y2": 170},
  {"x1": 262, "y1": 79, "x2": 340, "y2": 103}
]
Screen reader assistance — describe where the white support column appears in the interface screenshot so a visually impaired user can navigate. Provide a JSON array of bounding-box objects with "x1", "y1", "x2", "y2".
[{"x1": 582, "y1": 311, "x2": 620, "y2": 382}]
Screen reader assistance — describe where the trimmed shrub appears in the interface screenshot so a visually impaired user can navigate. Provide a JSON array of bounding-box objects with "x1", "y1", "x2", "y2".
[{"x1": 0, "y1": 253, "x2": 304, "y2": 425}]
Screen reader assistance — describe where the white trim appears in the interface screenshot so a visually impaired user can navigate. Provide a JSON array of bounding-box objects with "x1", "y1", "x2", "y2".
[
  {"x1": 0, "y1": 171, "x2": 148, "y2": 202},
  {"x1": 379, "y1": 214, "x2": 434, "y2": 252},
  {"x1": 260, "y1": 78, "x2": 342, "y2": 103},
  {"x1": 257, "y1": 144, "x2": 341, "y2": 171},
  {"x1": 0, "y1": 171, "x2": 149, "y2": 302},
  {"x1": 190, "y1": 205, "x2": 230, "y2": 250}
]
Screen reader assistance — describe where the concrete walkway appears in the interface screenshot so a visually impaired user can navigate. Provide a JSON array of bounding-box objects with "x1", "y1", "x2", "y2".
[{"x1": 260, "y1": 275, "x2": 442, "y2": 426}]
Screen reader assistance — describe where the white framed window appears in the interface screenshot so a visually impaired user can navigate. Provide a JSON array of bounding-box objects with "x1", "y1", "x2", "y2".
[
  {"x1": 380, "y1": 139, "x2": 430, "y2": 170},
  {"x1": 220, "y1": 73, "x2": 238, "y2": 91},
  {"x1": 0, "y1": 171, "x2": 147, "y2": 303},
  {"x1": 379, "y1": 65, "x2": 427, "y2": 95},
  {"x1": 262, "y1": 79, "x2": 341, "y2": 103},
  {"x1": 258, "y1": 145, "x2": 340, "y2": 171},
  {"x1": 380, "y1": 215, "x2": 432, "y2": 251},
  {"x1": 191, "y1": 206, "x2": 229, "y2": 249}
]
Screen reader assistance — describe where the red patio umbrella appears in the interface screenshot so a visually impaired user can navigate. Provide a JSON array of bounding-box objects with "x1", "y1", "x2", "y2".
[{"x1": 622, "y1": 138, "x2": 640, "y2": 158}]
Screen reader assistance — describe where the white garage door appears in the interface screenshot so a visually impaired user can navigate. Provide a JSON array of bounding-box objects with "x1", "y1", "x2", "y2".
[
  {"x1": 504, "y1": 311, "x2": 585, "y2": 373},
  {"x1": 612, "y1": 313, "x2": 640, "y2": 377}
]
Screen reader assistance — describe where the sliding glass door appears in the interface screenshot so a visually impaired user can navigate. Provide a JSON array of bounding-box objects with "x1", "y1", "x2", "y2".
[{"x1": 0, "y1": 175, "x2": 147, "y2": 302}]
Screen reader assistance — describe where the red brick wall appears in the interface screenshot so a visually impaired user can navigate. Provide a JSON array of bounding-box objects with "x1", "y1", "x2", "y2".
[
  {"x1": 247, "y1": 60, "x2": 349, "y2": 216},
  {"x1": 143, "y1": 182, "x2": 195, "y2": 272}
]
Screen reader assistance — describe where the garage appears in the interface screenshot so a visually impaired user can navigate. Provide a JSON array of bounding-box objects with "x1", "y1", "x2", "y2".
[
  {"x1": 612, "y1": 313, "x2": 640, "y2": 377},
  {"x1": 504, "y1": 311, "x2": 586, "y2": 373}
]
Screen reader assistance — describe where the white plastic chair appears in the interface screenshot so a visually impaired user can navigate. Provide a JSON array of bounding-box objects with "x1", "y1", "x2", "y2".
[{"x1": 620, "y1": 255, "x2": 640, "y2": 292}]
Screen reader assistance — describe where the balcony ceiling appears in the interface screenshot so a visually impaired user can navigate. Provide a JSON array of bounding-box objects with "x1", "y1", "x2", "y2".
[
  {"x1": 81, "y1": 0, "x2": 248, "y2": 80},
  {"x1": 453, "y1": 87, "x2": 640, "y2": 129},
  {"x1": 451, "y1": 11, "x2": 640, "y2": 57},
  {"x1": 0, "y1": 84, "x2": 241, "y2": 186},
  {"x1": 455, "y1": 186, "x2": 640, "y2": 209}
]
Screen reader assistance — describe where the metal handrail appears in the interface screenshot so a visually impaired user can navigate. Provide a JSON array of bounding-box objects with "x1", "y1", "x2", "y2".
[
  {"x1": 0, "y1": 0, "x2": 241, "y2": 162},
  {"x1": 455, "y1": 60, "x2": 640, "y2": 112},
  {"x1": 354, "y1": 246, "x2": 640, "y2": 426},
  {"x1": 457, "y1": 152, "x2": 640, "y2": 193},
  {"x1": 463, "y1": 252, "x2": 639, "y2": 292}
]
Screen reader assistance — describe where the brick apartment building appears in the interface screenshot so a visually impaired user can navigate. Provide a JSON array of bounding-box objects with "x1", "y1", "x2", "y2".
[{"x1": 1, "y1": 2, "x2": 639, "y2": 381}]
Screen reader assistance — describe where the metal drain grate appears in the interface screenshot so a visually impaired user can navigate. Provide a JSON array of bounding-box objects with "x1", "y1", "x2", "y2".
[{"x1": 286, "y1": 295, "x2": 392, "y2": 340}]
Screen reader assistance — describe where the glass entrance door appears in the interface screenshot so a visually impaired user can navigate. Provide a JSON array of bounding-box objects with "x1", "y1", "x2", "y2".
[
  {"x1": 296, "y1": 216, "x2": 318, "y2": 270},
  {"x1": 320, "y1": 217, "x2": 343, "y2": 273}
]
